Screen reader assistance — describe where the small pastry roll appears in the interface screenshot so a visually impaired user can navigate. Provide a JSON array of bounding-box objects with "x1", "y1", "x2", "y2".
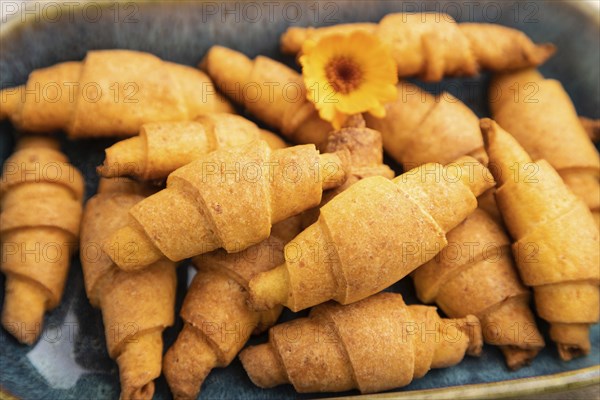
[
  {"x1": 1, "y1": 137, "x2": 84, "y2": 345},
  {"x1": 80, "y1": 178, "x2": 176, "y2": 400},
  {"x1": 490, "y1": 69, "x2": 600, "y2": 226},
  {"x1": 413, "y1": 208, "x2": 545, "y2": 370},
  {"x1": 201, "y1": 46, "x2": 332, "y2": 146},
  {"x1": 365, "y1": 81, "x2": 485, "y2": 168},
  {"x1": 98, "y1": 114, "x2": 276, "y2": 180},
  {"x1": 482, "y1": 119, "x2": 599, "y2": 361}
]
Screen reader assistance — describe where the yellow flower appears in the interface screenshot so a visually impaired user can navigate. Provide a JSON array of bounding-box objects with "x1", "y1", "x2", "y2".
[{"x1": 300, "y1": 30, "x2": 398, "y2": 129}]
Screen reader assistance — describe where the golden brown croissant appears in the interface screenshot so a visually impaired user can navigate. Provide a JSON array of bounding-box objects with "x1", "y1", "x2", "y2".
[
  {"x1": 490, "y1": 69, "x2": 600, "y2": 226},
  {"x1": 1, "y1": 137, "x2": 83, "y2": 344},
  {"x1": 102, "y1": 140, "x2": 349, "y2": 270},
  {"x1": 0, "y1": 50, "x2": 233, "y2": 137},
  {"x1": 413, "y1": 208, "x2": 545, "y2": 369},
  {"x1": 281, "y1": 13, "x2": 555, "y2": 81},
  {"x1": 482, "y1": 118, "x2": 599, "y2": 361},
  {"x1": 248, "y1": 156, "x2": 494, "y2": 312},
  {"x1": 201, "y1": 46, "x2": 332, "y2": 145},
  {"x1": 162, "y1": 216, "x2": 300, "y2": 400},
  {"x1": 80, "y1": 178, "x2": 177, "y2": 400},
  {"x1": 365, "y1": 81, "x2": 486, "y2": 168},
  {"x1": 240, "y1": 292, "x2": 482, "y2": 393},
  {"x1": 98, "y1": 113, "x2": 283, "y2": 180}
]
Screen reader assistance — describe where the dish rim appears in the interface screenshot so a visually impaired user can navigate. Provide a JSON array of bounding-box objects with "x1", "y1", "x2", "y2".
[
  {"x1": 0, "y1": 1, "x2": 598, "y2": 399},
  {"x1": 330, "y1": 365, "x2": 600, "y2": 400}
]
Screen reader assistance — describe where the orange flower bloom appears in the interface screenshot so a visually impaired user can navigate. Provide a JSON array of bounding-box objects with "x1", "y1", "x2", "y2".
[{"x1": 300, "y1": 30, "x2": 398, "y2": 129}]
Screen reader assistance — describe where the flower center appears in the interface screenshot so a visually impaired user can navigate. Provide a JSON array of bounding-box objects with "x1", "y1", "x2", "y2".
[{"x1": 325, "y1": 56, "x2": 363, "y2": 95}]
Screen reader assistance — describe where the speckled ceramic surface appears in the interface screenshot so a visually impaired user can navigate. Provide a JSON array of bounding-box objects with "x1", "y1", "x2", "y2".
[{"x1": 0, "y1": 1, "x2": 599, "y2": 399}]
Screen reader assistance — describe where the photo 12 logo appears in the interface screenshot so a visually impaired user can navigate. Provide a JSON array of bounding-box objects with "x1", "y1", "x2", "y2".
[
  {"x1": 198, "y1": 2, "x2": 340, "y2": 24},
  {"x1": 1, "y1": 1, "x2": 139, "y2": 24},
  {"x1": 0, "y1": 81, "x2": 139, "y2": 105},
  {"x1": 398, "y1": 1, "x2": 540, "y2": 23}
]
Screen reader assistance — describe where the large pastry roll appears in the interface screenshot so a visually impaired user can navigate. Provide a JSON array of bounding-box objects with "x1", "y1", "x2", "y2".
[
  {"x1": 280, "y1": 13, "x2": 554, "y2": 81},
  {"x1": 248, "y1": 156, "x2": 494, "y2": 311},
  {"x1": 0, "y1": 50, "x2": 233, "y2": 137},
  {"x1": 102, "y1": 140, "x2": 349, "y2": 270},
  {"x1": 240, "y1": 292, "x2": 482, "y2": 393}
]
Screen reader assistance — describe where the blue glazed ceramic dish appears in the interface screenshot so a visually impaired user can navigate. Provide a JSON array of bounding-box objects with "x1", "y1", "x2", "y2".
[{"x1": 0, "y1": 1, "x2": 599, "y2": 399}]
